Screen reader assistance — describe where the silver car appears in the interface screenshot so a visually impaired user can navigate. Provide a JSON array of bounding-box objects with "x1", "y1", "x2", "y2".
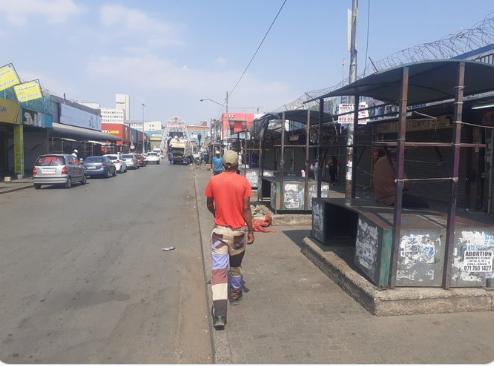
[
  {"x1": 121, "y1": 153, "x2": 139, "y2": 169},
  {"x1": 32, "y1": 153, "x2": 87, "y2": 189}
]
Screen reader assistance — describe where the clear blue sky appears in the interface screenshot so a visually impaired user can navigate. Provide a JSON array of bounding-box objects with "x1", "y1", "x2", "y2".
[{"x1": 1, "y1": 0, "x2": 493, "y2": 125}]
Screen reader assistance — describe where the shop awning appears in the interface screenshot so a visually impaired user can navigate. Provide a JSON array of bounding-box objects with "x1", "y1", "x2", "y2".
[
  {"x1": 49, "y1": 123, "x2": 121, "y2": 142},
  {"x1": 306, "y1": 60, "x2": 494, "y2": 105}
]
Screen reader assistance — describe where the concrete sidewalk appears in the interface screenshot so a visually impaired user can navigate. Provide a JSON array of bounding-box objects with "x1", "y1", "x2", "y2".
[
  {"x1": 0, "y1": 176, "x2": 33, "y2": 194},
  {"x1": 193, "y1": 166, "x2": 494, "y2": 364}
]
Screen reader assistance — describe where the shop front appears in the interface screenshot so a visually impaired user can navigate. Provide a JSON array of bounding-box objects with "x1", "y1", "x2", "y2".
[
  {"x1": 49, "y1": 97, "x2": 121, "y2": 158},
  {"x1": 0, "y1": 97, "x2": 21, "y2": 177}
]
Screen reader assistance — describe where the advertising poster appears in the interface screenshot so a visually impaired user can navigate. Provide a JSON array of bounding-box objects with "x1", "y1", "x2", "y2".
[
  {"x1": 14, "y1": 80, "x2": 43, "y2": 102},
  {"x1": 0, "y1": 64, "x2": 20, "y2": 92}
]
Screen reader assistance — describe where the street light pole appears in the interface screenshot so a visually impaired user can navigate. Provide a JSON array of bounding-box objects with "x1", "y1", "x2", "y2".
[
  {"x1": 200, "y1": 98, "x2": 223, "y2": 108},
  {"x1": 142, "y1": 103, "x2": 145, "y2": 154}
]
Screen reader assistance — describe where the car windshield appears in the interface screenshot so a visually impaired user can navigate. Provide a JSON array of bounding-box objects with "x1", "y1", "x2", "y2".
[
  {"x1": 149, "y1": 153, "x2": 158, "y2": 156},
  {"x1": 36, "y1": 156, "x2": 65, "y2": 166},
  {"x1": 85, "y1": 157, "x2": 105, "y2": 162},
  {"x1": 122, "y1": 154, "x2": 133, "y2": 158},
  {"x1": 106, "y1": 155, "x2": 118, "y2": 160}
]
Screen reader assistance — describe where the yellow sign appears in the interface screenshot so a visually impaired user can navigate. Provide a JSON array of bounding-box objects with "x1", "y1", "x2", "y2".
[
  {"x1": 0, "y1": 64, "x2": 20, "y2": 92},
  {"x1": 14, "y1": 80, "x2": 43, "y2": 102},
  {"x1": 0, "y1": 98, "x2": 20, "y2": 124}
]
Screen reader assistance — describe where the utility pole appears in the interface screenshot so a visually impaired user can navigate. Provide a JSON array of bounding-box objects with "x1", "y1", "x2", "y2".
[
  {"x1": 346, "y1": 0, "x2": 358, "y2": 198},
  {"x1": 142, "y1": 103, "x2": 146, "y2": 154}
]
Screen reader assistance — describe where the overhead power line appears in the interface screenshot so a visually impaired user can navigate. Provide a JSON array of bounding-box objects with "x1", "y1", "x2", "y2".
[{"x1": 228, "y1": 0, "x2": 288, "y2": 99}]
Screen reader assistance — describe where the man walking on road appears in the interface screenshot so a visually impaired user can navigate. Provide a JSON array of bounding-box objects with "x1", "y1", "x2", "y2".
[
  {"x1": 212, "y1": 150, "x2": 223, "y2": 175},
  {"x1": 205, "y1": 150, "x2": 255, "y2": 330}
]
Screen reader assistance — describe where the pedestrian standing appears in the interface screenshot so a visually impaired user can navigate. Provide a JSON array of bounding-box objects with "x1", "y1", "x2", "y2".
[
  {"x1": 204, "y1": 150, "x2": 254, "y2": 330},
  {"x1": 327, "y1": 155, "x2": 339, "y2": 185},
  {"x1": 212, "y1": 150, "x2": 223, "y2": 175}
]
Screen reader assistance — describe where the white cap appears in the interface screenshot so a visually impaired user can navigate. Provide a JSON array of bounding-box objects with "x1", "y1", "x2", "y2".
[
  {"x1": 215, "y1": 150, "x2": 220, "y2": 154},
  {"x1": 74, "y1": 149, "x2": 78, "y2": 153}
]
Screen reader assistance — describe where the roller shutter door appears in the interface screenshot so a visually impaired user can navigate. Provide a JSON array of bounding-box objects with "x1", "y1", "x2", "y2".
[{"x1": 382, "y1": 127, "x2": 468, "y2": 207}]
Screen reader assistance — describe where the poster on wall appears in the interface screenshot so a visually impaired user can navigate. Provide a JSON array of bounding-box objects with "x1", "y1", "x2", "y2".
[
  {"x1": 463, "y1": 250, "x2": 493, "y2": 272},
  {"x1": 337, "y1": 102, "x2": 368, "y2": 124}
]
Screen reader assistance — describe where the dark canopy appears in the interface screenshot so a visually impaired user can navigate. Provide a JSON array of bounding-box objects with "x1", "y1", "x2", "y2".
[
  {"x1": 50, "y1": 123, "x2": 121, "y2": 142},
  {"x1": 307, "y1": 60, "x2": 494, "y2": 105},
  {"x1": 249, "y1": 110, "x2": 334, "y2": 140}
]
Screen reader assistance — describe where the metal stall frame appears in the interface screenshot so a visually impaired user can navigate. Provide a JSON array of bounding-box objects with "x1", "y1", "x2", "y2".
[
  {"x1": 305, "y1": 60, "x2": 494, "y2": 289},
  {"x1": 249, "y1": 110, "x2": 337, "y2": 211}
]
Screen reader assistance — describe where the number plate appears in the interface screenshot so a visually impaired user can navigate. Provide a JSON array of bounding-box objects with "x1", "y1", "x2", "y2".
[{"x1": 42, "y1": 168, "x2": 56, "y2": 174}]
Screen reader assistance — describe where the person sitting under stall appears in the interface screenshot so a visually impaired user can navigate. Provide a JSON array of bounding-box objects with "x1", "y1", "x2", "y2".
[{"x1": 373, "y1": 149, "x2": 429, "y2": 209}]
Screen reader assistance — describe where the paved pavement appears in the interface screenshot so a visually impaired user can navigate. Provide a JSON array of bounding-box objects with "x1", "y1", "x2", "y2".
[
  {"x1": 193, "y1": 166, "x2": 494, "y2": 364},
  {"x1": 0, "y1": 175, "x2": 33, "y2": 194},
  {"x1": 3, "y1": 171, "x2": 494, "y2": 363}
]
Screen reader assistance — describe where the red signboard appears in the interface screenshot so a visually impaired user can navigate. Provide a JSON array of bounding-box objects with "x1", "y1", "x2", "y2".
[
  {"x1": 102, "y1": 123, "x2": 130, "y2": 145},
  {"x1": 221, "y1": 112, "x2": 255, "y2": 139}
]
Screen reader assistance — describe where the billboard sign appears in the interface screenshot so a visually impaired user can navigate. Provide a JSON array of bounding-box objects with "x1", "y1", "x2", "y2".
[
  {"x1": 14, "y1": 80, "x2": 43, "y2": 102},
  {"x1": 60, "y1": 103, "x2": 101, "y2": 131},
  {"x1": 337, "y1": 102, "x2": 369, "y2": 124},
  {"x1": 0, "y1": 64, "x2": 20, "y2": 92}
]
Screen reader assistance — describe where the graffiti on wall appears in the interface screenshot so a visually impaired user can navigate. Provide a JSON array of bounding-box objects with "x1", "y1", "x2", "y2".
[
  {"x1": 396, "y1": 233, "x2": 439, "y2": 282},
  {"x1": 356, "y1": 218, "x2": 379, "y2": 275},
  {"x1": 246, "y1": 170, "x2": 258, "y2": 188}
]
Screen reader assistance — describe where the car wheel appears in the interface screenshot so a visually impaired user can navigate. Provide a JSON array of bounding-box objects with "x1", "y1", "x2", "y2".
[
  {"x1": 106, "y1": 169, "x2": 112, "y2": 178},
  {"x1": 33, "y1": 183, "x2": 41, "y2": 190},
  {"x1": 81, "y1": 175, "x2": 87, "y2": 185},
  {"x1": 65, "y1": 177, "x2": 72, "y2": 189}
]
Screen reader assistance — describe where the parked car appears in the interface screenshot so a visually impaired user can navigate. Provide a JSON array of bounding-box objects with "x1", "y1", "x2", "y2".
[
  {"x1": 121, "y1": 153, "x2": 139, "y2": 169},
  {"x1": 83, "y1": 156, "x2": 117, "y2": 178},
  {"x1": 136, "y1": 154, "x2": 147, "y2": 167},
  {"x1": 104, "y1": 154, "x2": 127, "y2": 173},
  {"x1": 32, "y1": 153, "x2": 87, "y2": 189},
  {"x1": 145, "y1": 152, "x2": 160, "y2": 164}
]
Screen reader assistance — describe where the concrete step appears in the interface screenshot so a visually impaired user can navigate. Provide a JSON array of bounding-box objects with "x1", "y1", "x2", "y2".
[{"x1": 301, "y1": 236, "x2": 494, "y2": 316}]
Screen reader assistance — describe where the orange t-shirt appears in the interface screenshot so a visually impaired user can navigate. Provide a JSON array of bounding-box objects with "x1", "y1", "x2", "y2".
[
  {"x1": 373, "y1": 156, "x2": 409, "y2": 206},
  {"x1": 205, "y1": 172, "x2": 252, "y2": 229}
]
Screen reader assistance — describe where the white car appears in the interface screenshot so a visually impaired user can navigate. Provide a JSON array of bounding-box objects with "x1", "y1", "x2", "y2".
[
  {"x1": 104, "y1": 154, "x2": 127, "y2": 173},
  {"x1": 145, "y1": 152, "x2": 160, "y2": 164}
]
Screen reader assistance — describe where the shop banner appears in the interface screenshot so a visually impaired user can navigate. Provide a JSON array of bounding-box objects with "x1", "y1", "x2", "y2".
[
  {"x1": 0, "y1": 98, "x2": 20, "y2": 124},
  {"x1": 0, "y1": 63, "x2": 20, "y2": 92},
  {"x1": 22, "y1": 108, "x2": 52, "y2": 128},
  {"x1": 14, "y1": 80, "x2": 43, "y2": 102}
]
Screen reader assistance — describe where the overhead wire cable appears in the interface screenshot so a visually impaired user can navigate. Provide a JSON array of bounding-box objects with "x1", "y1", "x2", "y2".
[{"x1": 228, "y1": 0, "x2": 288, "y2": 99}]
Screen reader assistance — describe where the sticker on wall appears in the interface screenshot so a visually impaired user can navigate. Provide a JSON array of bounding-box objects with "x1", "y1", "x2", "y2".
[
  {"x1": 400, "y1": 234, "x2": 437, "y2": 265},
  {"x1": 356, "y1": 218, "x2": 379, "y2": 273}
]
